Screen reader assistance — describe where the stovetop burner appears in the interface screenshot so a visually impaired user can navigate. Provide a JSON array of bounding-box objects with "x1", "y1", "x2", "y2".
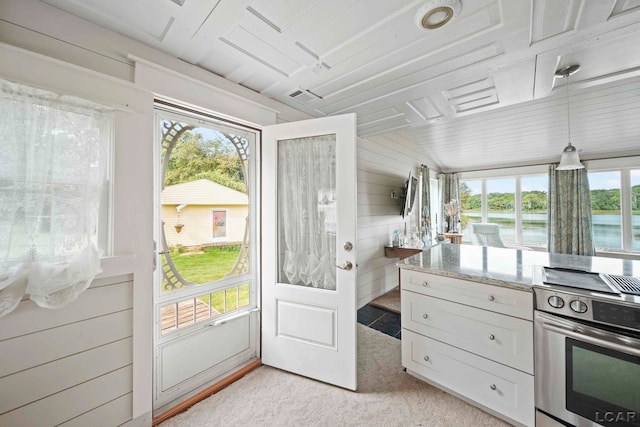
[
  {"x1": 542, "y1": 267, "x2": 618, "y2": 294},
  {"x1": 541, "y1": 267, "x2": 640, "y2": 297},
  {"x1": 607, "y1": 274, "x2": 640, "y2": 296}
]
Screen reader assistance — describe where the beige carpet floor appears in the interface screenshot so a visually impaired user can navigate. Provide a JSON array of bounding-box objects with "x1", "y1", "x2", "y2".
[
  {"x1": 369, "y1": 287, "x2": 401, "y2": 313},
  {"x1": 160, "y1": 325, "x2": 509, "y2": 427}
]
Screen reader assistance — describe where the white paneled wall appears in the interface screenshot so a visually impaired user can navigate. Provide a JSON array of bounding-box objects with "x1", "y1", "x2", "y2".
[
  {"x1": 356, "y1": 133, "x2": 432, "y2": 307},
  {"x1": 0, "y1": 275, "x2": 134, "y2": 427}
]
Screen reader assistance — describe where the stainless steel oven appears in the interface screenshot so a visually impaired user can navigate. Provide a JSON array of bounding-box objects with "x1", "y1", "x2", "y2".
[{"x1": 534, "y1": 267, "x2": 640, "y2": 427}]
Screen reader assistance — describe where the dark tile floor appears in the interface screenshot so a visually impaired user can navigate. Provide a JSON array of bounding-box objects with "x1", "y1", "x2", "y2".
[{"x1": 357, "y1": 304, "x2": 401, "y2": 339}]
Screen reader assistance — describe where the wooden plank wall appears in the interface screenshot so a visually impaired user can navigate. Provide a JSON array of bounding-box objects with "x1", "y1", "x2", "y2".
[
  {"x1": 356, "y1": 134, "x2": 431, "y2": 307},
  {"x1": 0, "y1": 274, "x2": 134, "y2": 427}
]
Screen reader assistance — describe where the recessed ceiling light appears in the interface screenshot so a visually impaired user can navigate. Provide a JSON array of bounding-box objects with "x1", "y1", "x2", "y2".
[{"x1": 416, "y1": 0, "x2": 461, "y2": 30}]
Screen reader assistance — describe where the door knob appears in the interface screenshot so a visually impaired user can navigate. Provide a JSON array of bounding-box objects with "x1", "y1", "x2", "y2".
[
  {"x1": 343, "y1": 241, "x2": 353, "y2": 251},
  {"x1": 337, "y1": 261, "x2": 353, "y2": 271}
]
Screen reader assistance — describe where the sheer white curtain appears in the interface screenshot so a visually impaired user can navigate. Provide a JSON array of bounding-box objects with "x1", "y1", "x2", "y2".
[
  {"x1": 278, "y1": 135, "x2": 336, "y2": 290},
  {"x1": 0, "y1": 78, "x2": 112, "y2": 317}
]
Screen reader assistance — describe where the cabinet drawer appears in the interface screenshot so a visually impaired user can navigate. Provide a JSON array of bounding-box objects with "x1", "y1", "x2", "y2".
[
  {"x1": 402, "y1": 329, "x2": 534, "y2": 427},
  {"x1": 402, "y1": 290, "x2": 533, "y2": 373},
  {"x1": 401, "y1": 269, "x2": 533, "y2": 320}
]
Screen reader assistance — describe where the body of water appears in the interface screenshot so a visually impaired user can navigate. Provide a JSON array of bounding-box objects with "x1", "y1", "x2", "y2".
[{"x1": 463, "y1": 212, "x2": 640, "y2": 251}]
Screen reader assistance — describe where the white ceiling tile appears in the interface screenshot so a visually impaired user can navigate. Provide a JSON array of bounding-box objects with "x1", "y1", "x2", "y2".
[
  {"x1": 221, "y1": 26, "x2": 303, "y2": 77},
  {"x1": 248, "y1": 0, "x2": 321, "y2": 32}
]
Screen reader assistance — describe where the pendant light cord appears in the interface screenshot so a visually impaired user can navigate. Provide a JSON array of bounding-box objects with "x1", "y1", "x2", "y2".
[{"x1": 566, "y1": 73, "x2": 571, "y2": 145}]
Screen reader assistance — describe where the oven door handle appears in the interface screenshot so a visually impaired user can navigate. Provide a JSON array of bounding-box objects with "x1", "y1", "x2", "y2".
[{"x1": 542, "y1": 322, "x2": 640, "y2": 357}]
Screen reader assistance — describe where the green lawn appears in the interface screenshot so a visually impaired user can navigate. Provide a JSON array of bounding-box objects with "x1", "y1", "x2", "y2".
[
  {"x1": 163, "y1": 245, "x2": 251, "y2": 312},
  {"x1": 170, "y1": 245, "x2": 241, "y2": 284}
]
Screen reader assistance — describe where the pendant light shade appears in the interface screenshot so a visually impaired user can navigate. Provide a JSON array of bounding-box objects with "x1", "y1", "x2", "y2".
[
  {"x1": 557, "y1": 142, "x2": 584, "y2": 170},
  {"x1": 555, "y1": 64, "x2": 584, "y2": 170}
]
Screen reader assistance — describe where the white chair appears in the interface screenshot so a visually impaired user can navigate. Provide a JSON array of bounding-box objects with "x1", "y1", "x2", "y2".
[
  {"x1": 470, "y1": 223, "x2": 531, "y2": 250},
  {"x1": 470, "y1": 223, "x2": 506, "y2": 247}
]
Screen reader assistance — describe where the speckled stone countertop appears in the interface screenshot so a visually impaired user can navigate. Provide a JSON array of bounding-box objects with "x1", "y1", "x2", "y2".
[{"x1": 399, "y1": 244, "x2": 640, "y2": 291}]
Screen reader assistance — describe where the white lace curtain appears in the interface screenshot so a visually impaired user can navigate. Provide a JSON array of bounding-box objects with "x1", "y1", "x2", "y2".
[
  {"x1": 0, "y1": 78, "x2": 113, "y2": 317},
  {"x1": 278, "y1": 135, "x2": 336, "y2": 290}
]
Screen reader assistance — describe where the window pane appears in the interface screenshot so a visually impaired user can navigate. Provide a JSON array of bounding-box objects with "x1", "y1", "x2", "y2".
[
  {"x1": 632, "y1": 170, "x2": 640, "y2": 252},
  {"x1": 277, "y1": 134, "x2": 337, "y2": 290},
  {"x1": 486, "y1": 178, "x2": 516, "y2": 244},
  {"x1": 589, "y1": 171, "x2": 622, "y2": 250},
  {"x1": 521, "y1": 175, "x2": 548, "y2": 247},
  {"x1": 212, "y1": 210, "x2": 227, "y2": 240},
  {"x1": 460, "y1": 180, "x2": 482, "y2": 242},
  {"x1": 158, "y1": 117, "x2": 253, "y2": 293}
]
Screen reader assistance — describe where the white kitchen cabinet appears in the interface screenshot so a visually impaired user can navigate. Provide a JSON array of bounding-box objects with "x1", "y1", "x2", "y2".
[
  {"x1": 401, "y1": 269, "x2": 534, "y2": 427},
  {"x1": 403, "y1": 329, "x2": 534, "y2": 426},
  {"x1": 402, "y1": 269, "x2": 533, "y2": 320}
]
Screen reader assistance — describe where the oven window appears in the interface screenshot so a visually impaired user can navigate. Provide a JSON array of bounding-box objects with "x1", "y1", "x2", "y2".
[{"x1": 566, "y1": 338, "x2": 640, "y2": 426}]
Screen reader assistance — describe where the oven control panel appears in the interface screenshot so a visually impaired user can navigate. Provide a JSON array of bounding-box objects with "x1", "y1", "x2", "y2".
[
  {"x1": 592, "y1": 300, "x2": 640, "y2": 330},
  {"x1": 534, "y1": 287, "x2": 640, "y2": 332}
]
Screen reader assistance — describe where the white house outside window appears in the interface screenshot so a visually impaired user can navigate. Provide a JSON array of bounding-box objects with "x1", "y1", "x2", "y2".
[{"x1": 0, "y1": 77, "x2": 113, "y2": 317}]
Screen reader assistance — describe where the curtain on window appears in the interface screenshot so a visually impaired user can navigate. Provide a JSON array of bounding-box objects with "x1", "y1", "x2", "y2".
[
  {"x1": 547, "y1": 164, "x2": 595, "y2": 255},
  {"x1": 0, "y1": 78, "x2": 113, "y2": 317},
  {"x1": 278, "y1": 135, "x2": 336, "y2": 290},
  {"x1": 420, "y1": 164, "x2": 431, "y2": 224},
  {"x1": 438, "y1": 172, "x2": 459, "y2": 232}
]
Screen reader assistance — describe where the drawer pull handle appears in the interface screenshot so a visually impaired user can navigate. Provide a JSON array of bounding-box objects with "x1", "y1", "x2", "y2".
[
  {"x1": 422, "y1": 281, "x2": 429, "y2": 287},
  {"x1": 488, "y1": 295, "x2": 495, "y2": 301},
  {"x1": 489, "y1": 334, "x2": 495, "y2": 340},
  {"x1": 423, "y1": 356, "x2": 430, "y2": 362},
  {"x1": 422, "y1": 313, "x2": 429, "y2": 319},
  {"x1": 490, "y1": 384, "x2": 497, "y2": 391}
]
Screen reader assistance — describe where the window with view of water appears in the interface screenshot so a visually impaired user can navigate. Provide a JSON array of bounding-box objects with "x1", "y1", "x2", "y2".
[
  {"x1": 460, "y1": 180, "x2": 482, "y2": 242},
  {"x1": 487, "y1": 178, "x2": 516, "y2": 244},
  {"x1": 588, "y1": 171, "x2": 622, "y2": 251},
  {"x1": 632, "y1": 170, "x2": 640, "y2": 252},
  {"x1": 460, "y1": 165, "x2": 640, "y2": 253},
  {"x1": 521, "y1": 175, "x2": 548, "y2": 247}
]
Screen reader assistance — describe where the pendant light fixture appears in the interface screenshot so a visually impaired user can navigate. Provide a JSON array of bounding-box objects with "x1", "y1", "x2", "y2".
[{"x1": 555, "y1": 64, "x2": 584, "y2": 170}]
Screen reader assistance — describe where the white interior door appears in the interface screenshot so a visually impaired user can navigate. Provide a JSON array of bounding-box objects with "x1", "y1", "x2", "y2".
[{"x1": 262, "y1": 113, "x2": 357, "y2": 390}]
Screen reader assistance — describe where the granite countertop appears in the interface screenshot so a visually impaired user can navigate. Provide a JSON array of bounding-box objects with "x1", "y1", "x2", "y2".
[{"x1": 399, "y1": 244, "x2": 640, "y2": 291}]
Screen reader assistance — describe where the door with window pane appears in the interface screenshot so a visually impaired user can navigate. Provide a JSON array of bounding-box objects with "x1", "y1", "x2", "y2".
[
  {"x1": 152, "y1": 107, "x2": 259, "y2": 414},
  {"x1": 262, "y1": 114, "x2": 357, "y2": 390}
]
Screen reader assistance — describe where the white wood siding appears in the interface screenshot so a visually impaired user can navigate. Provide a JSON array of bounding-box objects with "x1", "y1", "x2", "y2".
[
  {"x1": 356, "y1": 133, "x2": 433, "y2": 307},
  {"x1": 162, "y1": 205, "x2": 248, "y2": 247},
  {"x1": 0, "y1": 275, "x2": 134, "y2": 427}
]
